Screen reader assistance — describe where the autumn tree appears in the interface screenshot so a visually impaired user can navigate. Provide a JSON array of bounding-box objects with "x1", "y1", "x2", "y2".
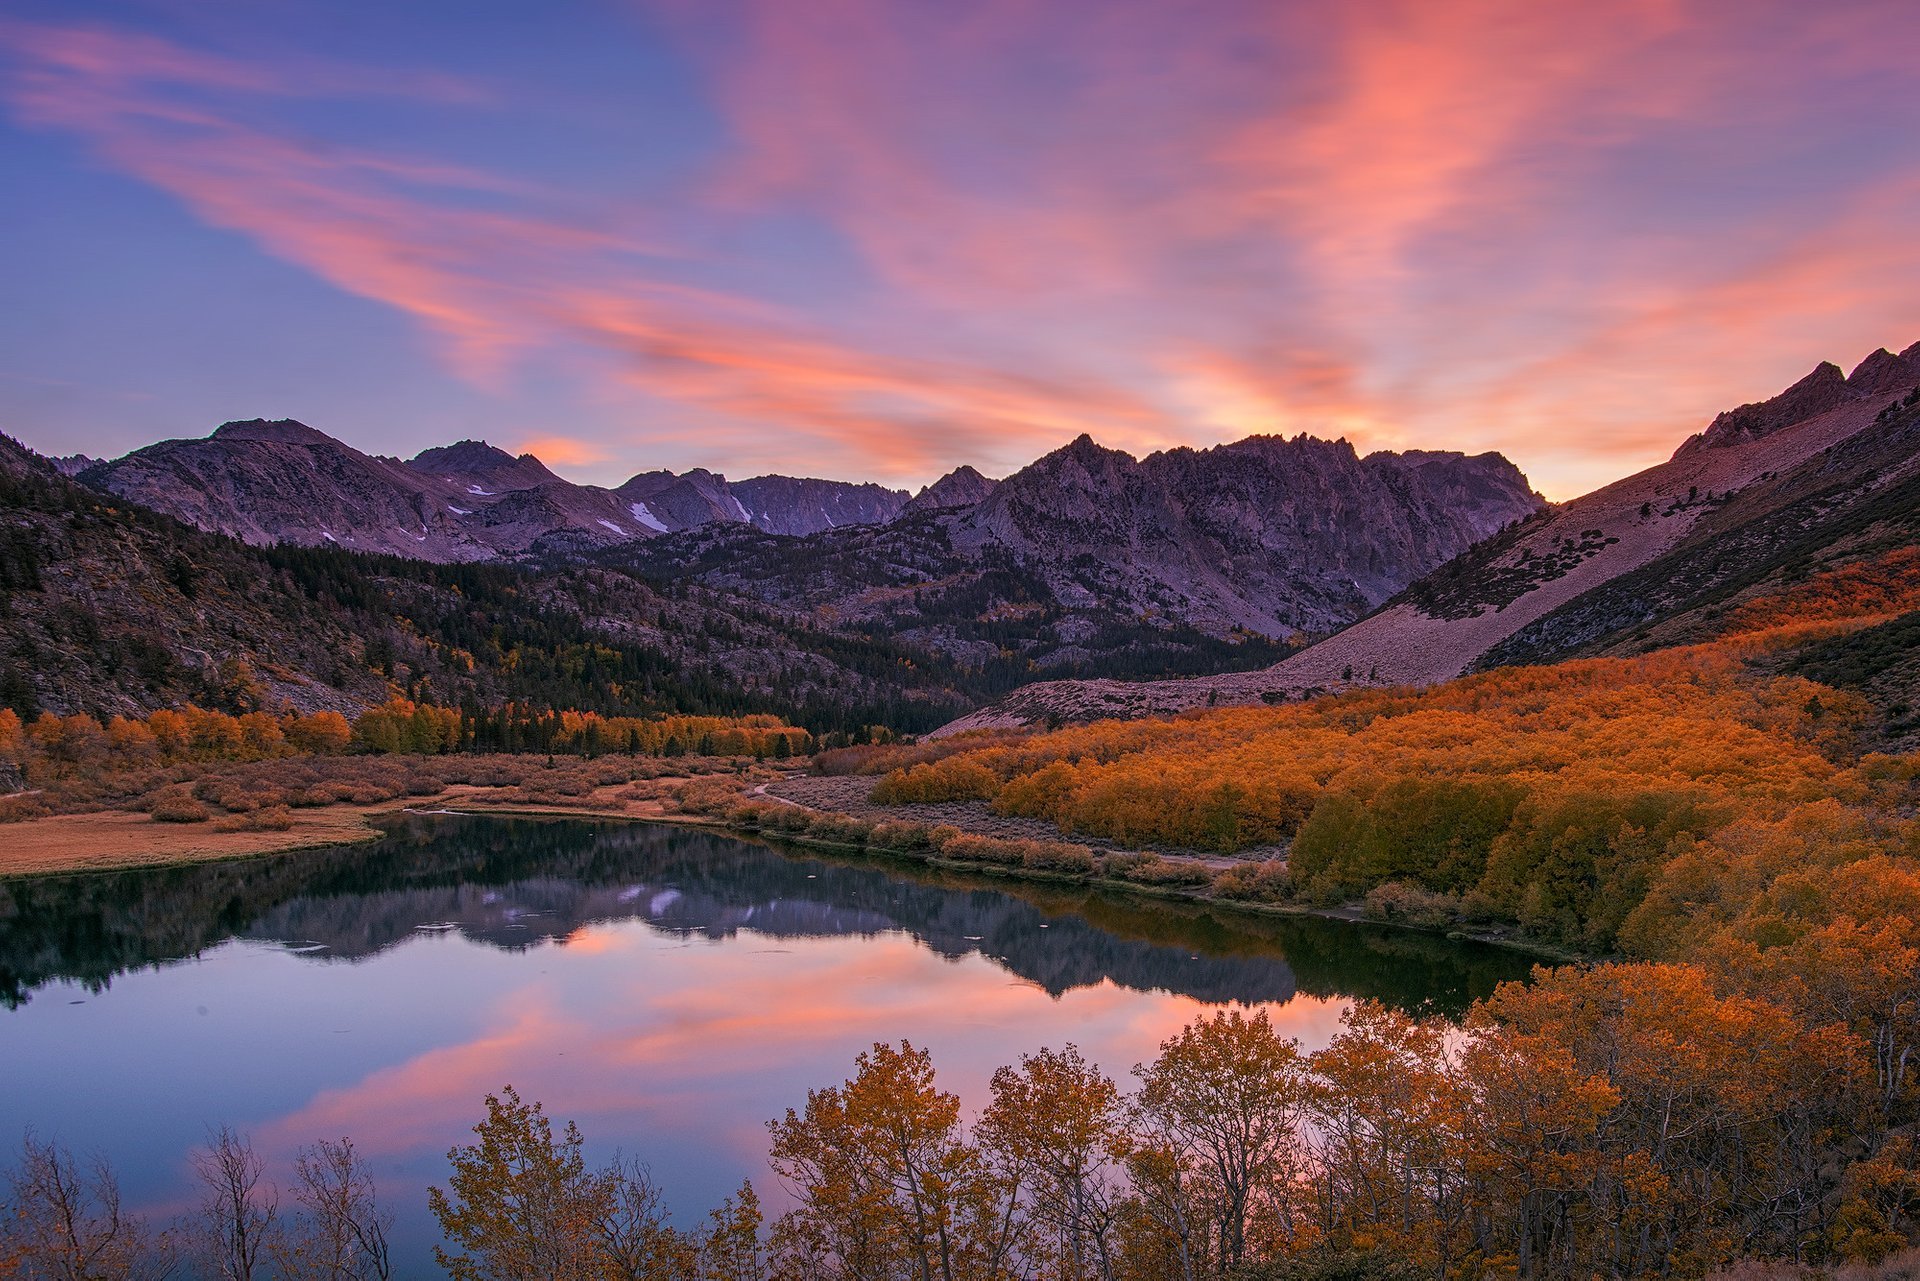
[
  {"x1": 766, "y1": 1040, "x2": 1018, "y2": 1281},
  {"x1": 429, "y1": 1087, "x2": 607, "y2": 1281},
  {"x1": 1131, "y1": 1010, "x2": 1312, "y2": 1273},
  {"x1": 1304, "y1": 1003, "x2": 1467, "y2": 1271},
  {"x1": 977, "y1": 1045, "x2": 1127, "y2": 1281},
  {"x1": 698, "y1": 1181, "x2": 765, "y2": 1281}
]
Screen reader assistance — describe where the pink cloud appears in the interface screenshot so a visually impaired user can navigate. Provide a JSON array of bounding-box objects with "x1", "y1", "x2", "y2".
[{"x1": 5, "y1": 5, "x2": 1920, "y2": 492}]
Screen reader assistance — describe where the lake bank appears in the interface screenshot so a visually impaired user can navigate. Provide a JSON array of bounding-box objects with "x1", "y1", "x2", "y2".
[{"x1": 0, "y1": 769, "x2": 1574, "y2": 963}]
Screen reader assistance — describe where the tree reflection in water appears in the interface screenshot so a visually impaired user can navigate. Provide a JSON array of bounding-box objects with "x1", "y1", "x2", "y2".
[{"x1": 0, "y1": 815, "x2": 1529, "y2": 1013}]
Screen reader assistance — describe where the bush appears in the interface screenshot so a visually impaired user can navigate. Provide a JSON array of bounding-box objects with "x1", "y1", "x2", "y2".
[
  {"x1": 0, "y1": 794, "x2": 49, "y2": 822},
  {"x1": 1108, "y1": 855, "x2": 1214, "y2": 888},
  {"x1": 1020, "y1": 841, "x2": 1097, "y2": 874},
  {"x1": 1213, "y1": 859, "x2": 1294, "y2": 903},
  {"x1": 940, "y1": 833, "x2": 1026, "y2": 866},
  {"x1": 1361, "y1": 882, "x2": 1463, "y2": 930},
  {"x1": 213, "y1": 805, "x2": 296, "y2": 833},
  {"x1": 802, "y1": 813, "x2": 876, "y2": 845},
  {"x1": 868, "y1": 821, "x2": 938, "y2": 852},
  {"x1": 151, "y1": 796, "x2": 212, "y2": 823},
  {"x1": 871, "y1": 758, "x2": 1001, "y2": 804}
]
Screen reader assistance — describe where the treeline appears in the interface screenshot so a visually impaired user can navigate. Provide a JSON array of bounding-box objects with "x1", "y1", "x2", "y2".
[
  {"x1": 10, "y1": 987, "x2": 1920, "y2": 1279},
  {"x1": 352, "y1": 701, "x2": 812, "y2": 759},
  {"x1": 0, "y1": 700, "x2": 811, "y2": 777}
]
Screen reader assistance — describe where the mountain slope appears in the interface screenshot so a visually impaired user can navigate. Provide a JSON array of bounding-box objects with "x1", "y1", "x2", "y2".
[
  {"x1": 936, "y1": 343, "x2": 1920, "y2": 733},
  {"x1": 629, "y1": 435, "x2": 1541, "y2": 663},
  {"x1": 0, "y1": 434, "x2": 986, "y2": 730}
]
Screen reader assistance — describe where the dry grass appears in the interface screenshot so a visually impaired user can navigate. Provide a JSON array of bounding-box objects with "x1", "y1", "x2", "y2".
[{"x1": 0, "y1": 753, "x2": 778, "y2": 877}]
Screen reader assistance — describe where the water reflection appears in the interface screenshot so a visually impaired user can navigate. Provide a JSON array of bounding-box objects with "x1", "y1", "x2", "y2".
[
  {"x1": 1, "y1": 815, "x2": 1524, "y2": 1013},
  {"x1": 0, "y1": 816, "x2": 1531, "y2": 1276}
]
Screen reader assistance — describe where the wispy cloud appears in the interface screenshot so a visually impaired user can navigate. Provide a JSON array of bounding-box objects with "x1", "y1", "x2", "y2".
[{"x1": 4, "y1": 4, "x2": 1918, "y2": 492}]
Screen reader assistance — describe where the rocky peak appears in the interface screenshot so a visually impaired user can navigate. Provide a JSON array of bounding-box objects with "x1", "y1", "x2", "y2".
[
  {"x1": 1846, "y1": 343, "x2": 1920, "y2": 398},
  {"x1": 410, "y1": 439, "x2": 516, "y2": 473},
  {"x1": 210, "y1": 418, "x2": 339, "y2": 447},
  {"x1": 408, "y1": 440, "x2": 559, "y2": 490},
  {"x1": 1674, "y1": 342, "x2": 1920, "y2": 458},
  {"x1": 907, "y1": 465, "x2": 998, "y2": 513}
]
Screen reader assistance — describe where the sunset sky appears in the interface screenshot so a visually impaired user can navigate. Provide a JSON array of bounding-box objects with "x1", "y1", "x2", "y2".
[{"x1": 3, "y1": 0, "x2": 1918, "y2": 499}]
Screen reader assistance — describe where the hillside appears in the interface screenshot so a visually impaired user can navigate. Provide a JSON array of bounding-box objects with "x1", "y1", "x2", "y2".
[
  {"x1": 0, "y1": 434, "x2": 984, "y2": 731},
  {"x1": 938, "y1": 342, "x2": 1920, "y2": 733}
]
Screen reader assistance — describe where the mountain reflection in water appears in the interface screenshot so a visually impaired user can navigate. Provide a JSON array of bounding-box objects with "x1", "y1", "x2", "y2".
[
  {"x1": 2, "y1": 815, "x2": 1539, "y2": 1276},
  {"x1": 0, "y1": 814, "x2": 1526, "y2": 1014}
]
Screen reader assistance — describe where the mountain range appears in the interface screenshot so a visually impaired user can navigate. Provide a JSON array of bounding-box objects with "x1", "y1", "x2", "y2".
[
  {"x1": 81, "y1": 420, "x2": 928, "y2": 560},
  {"x1": 10, "y1": 340, "x2": 1915, "y2": 737},
  {"x1": 65, "y1": 417, "x2": 1544, "y2": 664},
  {"x1": 940, "y1": 342, "x2": 1920, "y2": 734}
]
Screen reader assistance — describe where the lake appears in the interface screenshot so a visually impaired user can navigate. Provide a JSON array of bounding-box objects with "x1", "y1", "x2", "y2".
[{"x1": 0, "y1": 815, "x2": 1531, "y2": 1276}]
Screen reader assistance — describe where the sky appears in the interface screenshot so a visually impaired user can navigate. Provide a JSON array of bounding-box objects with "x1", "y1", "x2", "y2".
[{"x1": 2, "y1": 1, "x2": 1919, "y2": 500}]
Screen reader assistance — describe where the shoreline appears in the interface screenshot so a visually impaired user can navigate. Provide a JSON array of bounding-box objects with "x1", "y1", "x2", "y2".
[
  {"x1": 0, "y1": 788, "x2": 680, "y2": 880},
  {"x1": 680, "y1": 816, "x2": 1578, "y2": 964},
  {"x1": 0, "y1": 793, "x2": 1574, "y2": 964}
]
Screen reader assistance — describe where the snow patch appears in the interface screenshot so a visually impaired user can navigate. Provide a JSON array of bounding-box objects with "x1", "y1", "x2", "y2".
[
  {"x1": 628, "y1": 502, "x2": 669, "y2": 533},
  {"x1": 466, "y1": 485, "x2": 495, "y2": 496},
  {"x1": 597, "y1": 519, "x2": 629, "y2": 536},
  {"x1": 448, "y1": 505, "x2": 471, "y2": 515},
  {"x1": 728, "y1": 495, "x2": 751, "y2": 521}
]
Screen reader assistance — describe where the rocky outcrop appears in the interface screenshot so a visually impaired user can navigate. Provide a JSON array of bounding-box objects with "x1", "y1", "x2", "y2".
[
  {"x1": 947, "y1": 433, "x2": 1542, "y2": 637},
  {"x1": 1673, "y1": 343, "x2": 1920, "y2": 457},
  {"x1": 906, "y1": 465, "x2": 998, "y2": 513},
  {"x1": 730, "y1": 474, "x2": 910, "y2": 534}
]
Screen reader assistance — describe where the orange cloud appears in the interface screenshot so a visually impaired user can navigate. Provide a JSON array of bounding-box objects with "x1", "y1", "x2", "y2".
[
  {"x1": 514, "y1": 434, "x2": 609, "y2": 467},
  {"x1": 6, "y1": 5, "x2": 1920, "y2": 492}
]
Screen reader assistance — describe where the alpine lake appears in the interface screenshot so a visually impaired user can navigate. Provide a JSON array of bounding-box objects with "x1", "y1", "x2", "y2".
[{"x1": 0, "y1": 814, "x2": 1533, "y2": 1275}]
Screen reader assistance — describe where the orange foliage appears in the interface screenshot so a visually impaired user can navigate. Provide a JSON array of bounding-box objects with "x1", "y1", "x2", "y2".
[{"x1": 1723, "y1": 547, "x2": 1920, "y2": 637}]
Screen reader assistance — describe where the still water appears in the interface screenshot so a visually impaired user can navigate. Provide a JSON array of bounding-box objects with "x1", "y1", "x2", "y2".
[{"x1": 1, "y1": 815, "x2": 1530, "y2": 1275}]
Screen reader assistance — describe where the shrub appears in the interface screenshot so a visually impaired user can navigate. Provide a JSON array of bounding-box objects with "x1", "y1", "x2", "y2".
[
  {"x1": 1212, "y1": 859, "x2": 1294, "y2": 903},
  {"x1": 871, "y1": 759, "x2": 1001, "y2": 805},
  {"x1": 803, "y1": 813, "x2": 876, "y2": 845},
  {"x1": 940, "y1": 833, "x2": 1026, "y2": 866},
  {"x1": 0, "y1": 794, "x2": 49, "y2": 822},
  {"x1": 213, "y1": 805, "x2": 296, "y2": 833},
  {"x1": 1361, "y1": 882, "x2": 1463, "y2": 930},
  {"x1": 868, "y1": 821, "x2": 938, "y2": 852},
  {"x1": 1020, "y1": 841, "x2": 1097, "y2": 874},
  {"x1": 151, "y1": 796, "x2": 212, "y2": 823},
  {"x1": 1109, "y1": 855, "x2": 1213, "y2": 888},
  {"x1": 723, "y1": 800, "x2": 784, "y2": 829}
]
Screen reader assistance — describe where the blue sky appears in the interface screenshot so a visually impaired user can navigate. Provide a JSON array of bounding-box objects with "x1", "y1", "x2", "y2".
[{"x1": 4, "y1": 0, "x2": 1920, "y2": 496}]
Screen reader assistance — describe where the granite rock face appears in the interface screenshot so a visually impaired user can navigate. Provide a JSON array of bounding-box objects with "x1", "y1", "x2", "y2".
[{"x1": 948, "y1": 433, "x2": 1542, "y2": 636}]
